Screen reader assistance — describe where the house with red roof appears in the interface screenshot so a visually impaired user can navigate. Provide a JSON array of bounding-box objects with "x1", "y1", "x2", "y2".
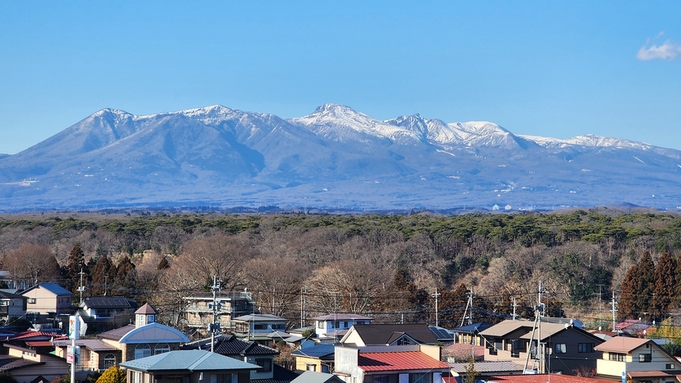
[
  {"x1": 333, "y1": 344, "x2": 451, "y2": 383},
  {"x1": 594, "y1": 337, "x2": 681, "y2": 382}
]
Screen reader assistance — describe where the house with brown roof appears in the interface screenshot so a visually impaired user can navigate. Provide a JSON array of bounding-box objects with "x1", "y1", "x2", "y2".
[
  {"x1": 334, "y1": 344, "x2": 451, "y2": 383},
  {"x1": 594, "y1": 337, "x2": 681, "y2": 382},
  {"x1": 0, "y1": 343, "x2": 69, "y2": 383},
  {"x1": 479, "y1": 319, "x2": 604, "y2": 375}
]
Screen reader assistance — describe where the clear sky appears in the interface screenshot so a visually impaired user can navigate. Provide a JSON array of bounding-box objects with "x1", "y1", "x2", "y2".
[{"x1": 1, "y1": 1, "x2": 680, "y2": 154}]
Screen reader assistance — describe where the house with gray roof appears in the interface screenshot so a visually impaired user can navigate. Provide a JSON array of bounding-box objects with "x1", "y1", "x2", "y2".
[
  {"x1": 312, "y1": 314, "x2": 372, "y2": 340},
  {"x1": 121, "y1": 349, "x2": 260, "y2": 383},
  {"x1": 291, "y1": 371, "x2": 343, "y2": 383},
  {"x1": 0, "y1": 290, "x2": 26, "y2": 323},
  {"x1": 339, "y1": 324, "x2": 440, "y2": 347},
  {"x1": 20, "y1": 283, "x2": 73, "y2": 315}
]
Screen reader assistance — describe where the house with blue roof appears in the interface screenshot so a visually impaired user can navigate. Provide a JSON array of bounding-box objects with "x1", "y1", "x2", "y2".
[{"x1": 121, "y1": 349, "x2": 260, "y2": 383}]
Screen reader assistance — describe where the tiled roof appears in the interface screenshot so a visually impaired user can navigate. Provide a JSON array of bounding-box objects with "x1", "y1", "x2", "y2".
[
  {"x1": 25, "y1": 341, "x2": 54, "y2": 348},
  {"x1": 10, "y1": 331, "x2": 67, "y2": 341},
  {"x1": 358, "y1": 351, "x2": 450, "y2": 372},
  {"x1": 347, "y1": 324, "x2": 438, "y2": 345},
  {"x1": 594, "y1": 337, "x2": 649, "y2": 353},
  {"x1": 182, "y1": 335, "x2": 278, "y2": 356},
  {"x1": 0, "y1": 356, "x2": 42, "y2": 372},
  {"x1": 291, "y1": 371, "x2": 342, "y2": 383},
  {"x1": 443, "y1": 343, "x2": 484, "y2": 359}
]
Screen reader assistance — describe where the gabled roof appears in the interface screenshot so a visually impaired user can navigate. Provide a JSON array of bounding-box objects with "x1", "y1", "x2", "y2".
[
  {"x1": 291, "y1": 371, "x2": 344, "y2": 383},
  {"x1": 118, "y1": 322, "x2": 189, "y2": 344},
  {"x1": 21, "y1": 283, "x2": 72, "y2": 296},
  {"x1": 594, "y1": 337, "x2": 651, "y2": 353},
  {"x1": 0, "y1": 291, "x2": 25, "y2": 300},
  {"x1": 82, "y1": 296, "x2": 137, "y2": 310},
  {"x1": 479, "y1": 320, "x2": 535, "y2": 337},
  {"x1": 358, "y1": 351, "x2": 450, "y2": 372},
  {"x1": 182, "y1": 334, "x2": 278, "y2": 356},
  {"x1": 312, "y1": 314, "x2": 372, "y2": 321},
  {"x1": 121, "y1": 350, "x2": 259, "y2": 372},
  {"x1": 341, "y1": 324, "x2": 438, "y2": 345},
  {"x1": 447, "y1": 360, "x2": 524, "y2": 374}
]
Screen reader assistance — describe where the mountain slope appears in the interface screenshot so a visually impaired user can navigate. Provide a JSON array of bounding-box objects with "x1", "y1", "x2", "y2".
[{"x1": 1, "y1": 104, "x2": 681, "y2": 211}]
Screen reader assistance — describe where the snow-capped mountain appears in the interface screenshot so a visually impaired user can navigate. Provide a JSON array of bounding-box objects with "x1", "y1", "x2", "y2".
[{"x1": 1, "y1": 104, "x2": 680, "y2": 212}]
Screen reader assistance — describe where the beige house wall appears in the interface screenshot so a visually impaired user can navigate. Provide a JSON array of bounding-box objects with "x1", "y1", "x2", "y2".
[{"x1": 23, "y1": 287, "x2": 71, "y2": 314}]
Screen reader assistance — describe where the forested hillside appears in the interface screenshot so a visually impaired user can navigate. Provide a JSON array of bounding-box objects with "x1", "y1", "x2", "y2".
[{"x1": 1, "y1": 209, "x2": 680, "y2": 330}]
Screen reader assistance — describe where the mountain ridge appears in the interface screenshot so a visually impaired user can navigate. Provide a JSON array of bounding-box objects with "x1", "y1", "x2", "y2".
[{"x1": 1, "y1": 104, "x2": 680, "y2": 212}]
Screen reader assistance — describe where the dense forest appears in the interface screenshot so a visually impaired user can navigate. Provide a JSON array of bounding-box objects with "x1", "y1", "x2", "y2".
[{"x1": 2, "y1": 208, "x2": 681, "y2": 331}]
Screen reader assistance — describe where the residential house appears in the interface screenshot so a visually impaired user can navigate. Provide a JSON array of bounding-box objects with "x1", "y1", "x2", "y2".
[
  {"x1": 312, "y1": 314, "x2": 372, "y2": 340},
  {"x1": 0, "y1": 343, "x2": 69, "y2": 383},
  {"x1": 333, "y1": 344, "x2": 451, "y2": 383},
  {"x1": 452, "y1": 322, "x2": 493, "y2": 346},
  {"x1": 183, "y1": 291, "x2": 255, "y2": 332},
  {"x1": 480, "y1": 319, "x2": 604, "y2": 375},
  {"x1": 120, "y1": 349, "x2": 260, "y2": 383},
  {"x1": 20, "y1": 283, "x2": 73, "y2": 315},
  {"x1": 292, "y1": 344, "x2": 335, "y2": 373},
  {"x1": 447, "y1": 360, "x2": 524, "y2": 381},
  {"x1": 5, "y1": 330, "x2": 68, "y2": 355},
  {"x1": 339, "y1": 324, "x2": 440, "y2": 347},
  {"x1": 53, "y1": 338, "x2": 122, "y2": 372},
  {"x1": 594, "y1": 337, "x2": 681, "y2": 383},
  {"x1": 57, "y1": 303, "x2": 189, "y2": 365},
  {"x1": 78, "y1": 296, "x2": 138, "y2": 333},
  {"x1": 232, "y1": 314, "x2": 287, "y2": 344},
  {"x1": 182, "y1": 334, "x2": 280, "y2": 382},
  {"x1": 0, "y1": 290, "x2": 26, "y2": 323}
]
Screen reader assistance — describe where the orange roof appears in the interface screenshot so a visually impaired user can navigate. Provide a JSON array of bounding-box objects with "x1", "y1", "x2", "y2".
[
  {"x1": 485, "y1": 374, "x2": 615, "y2": 383},
  {"x1": 359, "y1": 351, "x2": 450, "y2": 372}
]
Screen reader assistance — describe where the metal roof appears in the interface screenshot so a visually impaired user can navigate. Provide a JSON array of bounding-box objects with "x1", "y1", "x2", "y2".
[
  {"x1": 358, "y1": 351, "x2": 450, "y2": 372},
  {"x1": 182, "y1": 335, "x2": 278, "y2": 356},
  {"x1": 120, "y1": 350, "x2": 260, "y2": 372},
  {"x1": 82, "y1": 296, "x2": 137, "y2": 309},
  {"x1": 118, "y1": 323, "x2": 189, "y2": 344},
  {"x1": 291, "y1": 344, "x2": 335, "y2": 359},
  {"x1": 21, "y1": 283, "x2": 72, "y2": 297},
  {"x1": 343, "y1": 324, "x2": 439, "y2": 345},
  {"x1": 312, "y1": 314, "x2": 372, "y2": 321},
  {"x1": 291, "y1": 371, "x2": 344, "y2": 383}
]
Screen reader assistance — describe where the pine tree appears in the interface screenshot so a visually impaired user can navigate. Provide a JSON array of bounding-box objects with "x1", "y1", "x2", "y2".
[
  {"x1": 619, "y1": 251, "x2": 656, "y2": 320},
  {"x1": 112, "y1": 256, "x2": 136, "y2": 296},
  {"x1": 619, "y1": 263, "x2": 640, "y2": 319},
  {"x1": 637, "y1": 251, "x2": 656, "y2": 319},
  {"x1": 653, "y1": 252, "x2": 676, "y2": 320}
]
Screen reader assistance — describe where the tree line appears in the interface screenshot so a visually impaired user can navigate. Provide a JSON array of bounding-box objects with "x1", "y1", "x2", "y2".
[{"x1": 1, "y1": 209, "x2": 681, "y2": 330}]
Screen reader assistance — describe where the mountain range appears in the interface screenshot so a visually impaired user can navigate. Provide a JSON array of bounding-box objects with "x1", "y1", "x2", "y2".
[{"x1": 1, "y1": 103, "x2": 680, "y2": 212}]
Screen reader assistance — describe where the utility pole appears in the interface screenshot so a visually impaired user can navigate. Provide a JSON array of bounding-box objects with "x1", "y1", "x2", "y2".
[
  {"x1": 209, "y1": 276, "x2": 222, "y2": 353},
  {"x1": 104, "y1": 275, "x2": 108, "y2": 296},
  {"x1": 460, "y1": 288, "x2": 474, "y2": 327},
  {"x1": 77, "y1": 268, "x2": 86, "y2": 304},
  {"x1": 512, "y1": 297, "x2": 518, "y2": 320},
  {"x1": 432, "y1": 288, "x2": 441, "y2": 327},
  {"x1": 611, "y1": 292, "x2": 618, "y2": 332}
]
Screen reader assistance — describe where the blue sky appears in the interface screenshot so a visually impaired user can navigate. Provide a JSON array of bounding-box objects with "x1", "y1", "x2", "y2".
[{"x1": 1, "y1": 1, "x2": 680, "y2": 154}]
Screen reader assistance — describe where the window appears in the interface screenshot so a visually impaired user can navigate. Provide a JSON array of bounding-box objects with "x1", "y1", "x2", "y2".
[
  {"x1": 609, "y1": 353, "x2": 625, "y2": 362},
  {"x1": 27, "y1": 298, "x2": 36, "y2": 304},
  {"x1": 147, "y1": 315, "x2": 155, "y2": 324},
  {"x1": 255, "y1": 358, "x2": 272, "y2": 373},
  {"x1": 154, "y1": 343, "x2": 170, "y2": 355},
  {"x1": 578, "y1": 343, "x2": 594, "y2": 353},
  {"x1": 317, "y1": 322, "x2": 325, "y2": 329},
  {"x1": 134, "y1": 344, "x2": 151, "y2": 359},
  {"x1": 639, "y1": 353, "x2": 651, "y2": 362},
  {"x1": 306, "y1": 364, "x2": 316, "y2": 371},
  {"x1": 666, "y1": 363, "x2": 675, "y2": 369},
  {"x1": 554, "y1": 344, "x2": 567, "y2": 354},
  {"x1": 131, "y1": 371, "x2": 142, "y2": 383},
  {"x1": 409, "y1": 373, "x2": 432, "y2": 383},
  {"x1": 103, "y1": 353, "x2": 116, "y2": 369},
  {"x1": 254, "y1": 324, "x2": 267, "y2": 330}
]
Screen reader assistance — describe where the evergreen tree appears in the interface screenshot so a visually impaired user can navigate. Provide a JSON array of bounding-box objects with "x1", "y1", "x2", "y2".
[
  {"x1": 63, "y1": 243, "x2": 86, "y2": 294},
  {"x1": 638, "y1": 251, "x2": 656, "y2": 319},
  {"x1": 619, "y1": 263, "x2": 640, "y2": 319},
  {"x1": 90, "y1": 255, "x2": 114, "y2": 296},
  {"x1": 653, "y1": 252, "x2": 676, "y2": 320},
  {"x1": 619, "y1": 251, "x2": 656, "y2": 320},
  {"x1": 113, "y1": 256, "x2": 136, "y2": 296}
]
